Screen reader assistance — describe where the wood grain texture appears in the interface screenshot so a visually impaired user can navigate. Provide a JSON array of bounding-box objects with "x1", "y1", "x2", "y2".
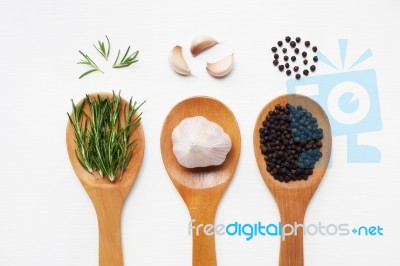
[
  {"x1": 66, "y1": 93, "x2": 145, "y2": 266},
  {"x1": 253, "y1": 94, "x2": 332, "y2": 266},
  {"x1": 160, "y1": 96, "x2": 241, "y2": 266}
]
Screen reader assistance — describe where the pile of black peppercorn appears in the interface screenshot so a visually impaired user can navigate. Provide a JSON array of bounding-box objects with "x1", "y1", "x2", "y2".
[
  {"x1": 271, "y1": 36, "x2": 318, "y2": 80},
  {"x1": 259, "y1": 103, "x2": 323, "y2": 182}
]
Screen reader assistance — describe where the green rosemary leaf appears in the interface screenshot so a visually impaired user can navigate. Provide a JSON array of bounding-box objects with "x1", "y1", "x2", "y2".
[
  {"x1": 77, "y1": 50, "x2": 104, "y2": 79},
  {"x1": 113, "y1": 49, "x2": 121, "y2": 67},
  {"x1": 93, "y1": 35, "x2": 111, "y2": 61},
  {"x1": 113, "y1": 46, "x2": 139, "y2": 68},
  {"x1": 106, "y1": 35, "x2": 111, "y2": 60},
  {"x1": 79, "y1": 69, "x2": 100, "y2": 79}
]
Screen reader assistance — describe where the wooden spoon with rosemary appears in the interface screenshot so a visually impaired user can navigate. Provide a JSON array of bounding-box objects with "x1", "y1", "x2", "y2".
[{"x1": 66, "y1": 92, "x2": 144, "y2": 266}]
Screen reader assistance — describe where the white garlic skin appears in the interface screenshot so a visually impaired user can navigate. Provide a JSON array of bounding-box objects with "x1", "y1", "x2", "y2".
[{"x1": 172, "y1": 116, "x2": 232, "y2": 168}]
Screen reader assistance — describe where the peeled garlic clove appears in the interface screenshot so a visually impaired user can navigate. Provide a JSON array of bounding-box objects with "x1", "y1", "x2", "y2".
[
  {"x1": 190, "y1": 35, "x2": 218, "y2": 56},
  {"x1": 206, "y1": 53, "x2": 234, "y2": 78},
  {"x1": 169, "y1": 45, "x2": 191, "y2": 76},
  {"x1": 172, "y1": 116, "x2": 232, "y2": 168}
]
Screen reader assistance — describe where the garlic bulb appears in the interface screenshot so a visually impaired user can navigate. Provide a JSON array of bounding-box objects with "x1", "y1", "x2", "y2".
[
  {"x1": 190, "y1": 35, "x2": 218, "y2": 56},
  {"x1": 169, "y1": 45, "x2": 191, "y2": 76},
  {"x1": 206, "y1": 53, "x2": 234, "y2": 77},
  {"x1": 172, "y1": 116, "x2": 232, "y2": 168}
]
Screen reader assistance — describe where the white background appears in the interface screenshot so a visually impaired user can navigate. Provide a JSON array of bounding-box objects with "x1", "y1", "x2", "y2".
[{"x1": 0, "y1": 0, "x2": 399, "y2": 265}]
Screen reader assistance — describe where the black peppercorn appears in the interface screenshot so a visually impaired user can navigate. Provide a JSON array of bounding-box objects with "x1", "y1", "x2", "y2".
[
  {"x1": 284, "y1": 55, "x2": 289, "y2": 61},
  {"x1": 278, "y1": 65, "x2": 284, "y2": 71},
  {"x1": 310, "y1": 65, "x2": 316, "y2": 72},
  {"x1": 286, "y1": 70, "x2": 291, "y2": 76},
  {"x1": 302, "y1": 51, "x2": 307, "y2": 58},
  {"x1": 282, "y1": 48, "x2": 287, "y2": 53},
  {"x1": 285, "y1": 62, "x2": 290, "y2": 68},
  {"x1": 294, "y1": 66, "x2": 299, "y2": 72},
  {"x1": 313, "y1": 56, "x2": 318, "y2": 62},
  {"x1": 291, "y1": 56, "x2": 296, "y2": 62},
  {"x1": 303, "y1": 69, "x2": 309, "y2": 76},
  {"x1": 294, "y1": 48, "x2": 299, "y2": 54},
  {"x1": 278, "y1": 41, "x2": 283, "y2": 47},
  {"x1": 305, "y1": 41, "x2": 310, "y2": 47},
  {"x1": 259, "y1": 104, "x2": 324, "y2": 182},
  {"x1": 285, "y1": 36, "x2": 291, "y2": 42},
  {"x1": 271, "y1": 47, "x2": 277, "y2": 53},
  {"x1": 296, "y1": 37, "x2": 301, "y2": 43},
  {"x1": 295, "y1": 73, "x2": 301, "y2": 79},
  {"x1": 312, "y1": 46, "x2": 318, "y2": 52},
  {"x1": 273, "y1": 59, "x2": 279, "y2": 66},
  {"x1": 303, "y1": 59, "x2": 308, "y2": 65},
  {"x1": 290, "y1": 41, "x2": 296, "y2": 48},
  {"x1": 274, "y1": 54, "x2": 279, "y2": 59}
]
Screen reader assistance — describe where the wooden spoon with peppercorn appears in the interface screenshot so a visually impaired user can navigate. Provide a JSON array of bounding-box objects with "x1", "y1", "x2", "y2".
[
  {"x1": 161, "y1": 96, "x2": 241, "y2": 266},
  {"x1": 66, "y1": 93, "x2": 145, "y2": 266},
  {"x1": 253, "y1": 94, "x2": 331, "y2": 266}
]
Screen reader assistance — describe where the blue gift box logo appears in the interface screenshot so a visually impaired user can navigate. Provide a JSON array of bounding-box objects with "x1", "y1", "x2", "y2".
[{"x1": 286, "y1": 39, "x2": 382, "y2": 164}]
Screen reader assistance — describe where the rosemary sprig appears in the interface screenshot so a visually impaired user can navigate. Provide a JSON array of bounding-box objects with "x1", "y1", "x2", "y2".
[
  {"x1": 113, "y1": 46, "x2": 139, "y2": 68},
  {"x1": 77, "y1": 51, "x2": 104, "y2": 79},
  {"x1": 67, "y1": 92, "x2": 144, "y2": 182},
  {"x1": 93, "y1": 35, "x2": 111, "y2": 61},
  {"x1": 67, "y1": 100, "x2": 93, "y2": 173}
]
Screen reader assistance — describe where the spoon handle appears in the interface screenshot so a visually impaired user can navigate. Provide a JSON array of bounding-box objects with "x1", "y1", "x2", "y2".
[
  {"x1": 190, "y1": 209, "x2": 217, "y2": 266},
  {"x1": 278, "y1": 200, "x2": 307, "y2": 266},
  {"x1": 95, "y1": 205, "x2": 124, "y2": 266}
]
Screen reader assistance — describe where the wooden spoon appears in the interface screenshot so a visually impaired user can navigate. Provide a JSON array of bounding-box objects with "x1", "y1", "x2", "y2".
[
  {"x1": 66, "y1": 93, "x2": 145, "y2": 266},
  {"x1": 253, "y1": 94, "x2": 332, "y2": 266},
  {"x1": 160, "y1": 96, "x2": 241, "y2": 266}
]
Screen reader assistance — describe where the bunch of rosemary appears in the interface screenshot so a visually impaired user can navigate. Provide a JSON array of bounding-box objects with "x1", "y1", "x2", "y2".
[{"x1": 67, "y1": 92, "x2": 144, "y2": 182}]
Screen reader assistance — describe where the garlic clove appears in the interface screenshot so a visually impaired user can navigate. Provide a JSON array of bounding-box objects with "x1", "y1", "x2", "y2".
[
  {"x1": 172, "y1": 116, "x2": 232, "y2": 168},
  {"x1": 169, "y1": 45, "x2": 191, "y2": 76},
  {"x1": 190, "y1": 35, "x2": 219, "y2": 56},
  {"x1": 206, "y1": 53, "x2": 234, "y2": 78}
]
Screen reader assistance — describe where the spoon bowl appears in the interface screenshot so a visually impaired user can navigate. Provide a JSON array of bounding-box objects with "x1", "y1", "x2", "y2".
[
  {"x1": 253, "y1": 94, "x2": 331, "y2": 266},
  {"x1": 161, "y1": 96, "x2": 241, "y2": 266},
  {"x1": 66, "y1": 92, "x2": 144, "y2": 266}
]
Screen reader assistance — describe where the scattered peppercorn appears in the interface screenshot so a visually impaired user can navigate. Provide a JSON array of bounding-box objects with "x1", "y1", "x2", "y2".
[
  {"x1": 271, "y1": 37, "x2": 319, "y2": 80},
  {"x1": 259, "y1": 104, "x2": 324, "y2": 182},
  {"x1": 286, "y1": 70, "x2": 291, "y2": 76}
]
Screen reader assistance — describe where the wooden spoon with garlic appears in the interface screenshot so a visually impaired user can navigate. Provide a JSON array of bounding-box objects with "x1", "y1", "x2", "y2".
[{"x1": 161, "y1": 96, "x2": 241, "y2": 266}]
